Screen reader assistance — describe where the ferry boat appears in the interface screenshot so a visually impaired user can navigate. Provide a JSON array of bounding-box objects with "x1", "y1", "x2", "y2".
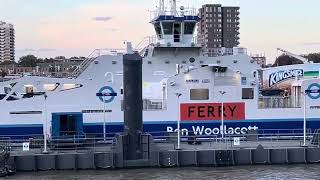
[{"x1": 1, "y1": 0, "x2": 320, "y2": 139}]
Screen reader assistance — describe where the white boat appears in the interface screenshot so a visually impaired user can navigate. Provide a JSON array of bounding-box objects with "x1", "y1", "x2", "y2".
[{"x1": 1, "y1": 0, "x2": 320, "y2": 139}]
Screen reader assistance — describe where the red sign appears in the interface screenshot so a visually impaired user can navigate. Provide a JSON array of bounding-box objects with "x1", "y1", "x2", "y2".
[{"x1": 180, "y1": 103, "x2": 245, "y2": 121}]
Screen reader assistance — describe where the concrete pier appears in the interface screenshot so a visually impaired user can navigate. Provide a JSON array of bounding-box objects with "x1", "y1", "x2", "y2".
[{"x1": 8, "y1": 144, "x2": 320, "y2": 171}]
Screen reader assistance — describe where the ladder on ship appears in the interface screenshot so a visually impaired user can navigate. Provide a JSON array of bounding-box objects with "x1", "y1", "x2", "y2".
[{"x1": 71, "y1": 49, "x2": 100, "y2": 78}]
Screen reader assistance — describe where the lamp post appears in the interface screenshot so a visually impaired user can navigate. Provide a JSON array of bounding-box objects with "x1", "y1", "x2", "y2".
[
  {"x1": 219, "y1": 91, "x2": 226, "y2": 139},
  {"x1": 103, "y1": 94, "x2": 106, "y2": 142},
  {"x1": 303, "y1": 91, "x2": 307, "y2": 146},
  {"x1": 43, "y1": 93, "x2": 48, "y2": 153},
  {"x1": 175, "y1": 92, "x2": 182, "y2": 150}
]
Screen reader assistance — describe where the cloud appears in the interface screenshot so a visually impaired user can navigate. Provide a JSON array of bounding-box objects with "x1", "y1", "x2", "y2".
[
  {"x1": 104, "y1": 28, "x2": 118, "y2": 32},
  {"x1": 16, "y1": 48, "x2": 57, "y2": 52},
  {"x1": 92, "y1": 16, "x2": 112, "y2": 22},
  {"x1": 302, "y1": 42, "x2": 320, "y2": 46},
  {"x1": 34, "y1": 1, "x2": 154, "y2": 49}
]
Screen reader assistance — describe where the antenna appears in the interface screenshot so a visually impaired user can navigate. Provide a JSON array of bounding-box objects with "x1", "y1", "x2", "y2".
[
  {"x1": 158, "y1": 0, "x2": 165, "y2": 15},
  {"x1": 170, "y1": 0, "x2": 177, "y2": 15}
]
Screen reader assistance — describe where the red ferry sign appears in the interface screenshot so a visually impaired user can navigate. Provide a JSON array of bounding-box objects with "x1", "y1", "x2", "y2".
[{"x1": 180, "y1": 103, "x2": 245, "y2": 121}]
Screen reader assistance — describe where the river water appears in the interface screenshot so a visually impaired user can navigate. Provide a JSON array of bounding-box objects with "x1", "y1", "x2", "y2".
[{"x1": 5, "y1": 165, "x2": 320, "y2": 180}]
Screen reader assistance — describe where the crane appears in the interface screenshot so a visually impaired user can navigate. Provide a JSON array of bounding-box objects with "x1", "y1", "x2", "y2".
[{"x1": 277, "y1": 48, "x2": 310, "y2": 64}]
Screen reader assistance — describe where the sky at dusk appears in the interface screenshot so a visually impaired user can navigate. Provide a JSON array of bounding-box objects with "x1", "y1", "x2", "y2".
[{"x1": 1, "y1": 0, "x2": 320, "y2": 63}]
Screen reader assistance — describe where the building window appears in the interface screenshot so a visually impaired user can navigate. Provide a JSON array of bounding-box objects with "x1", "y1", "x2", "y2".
[
  {"x1": 190, "y1": 89, "x2": 209, "y2": 100},
  {"x1": 242, "y1": 88, "x2": 254, "y2": 99}
]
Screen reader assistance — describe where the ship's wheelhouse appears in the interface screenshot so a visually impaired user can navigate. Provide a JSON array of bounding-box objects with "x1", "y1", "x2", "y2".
[{"x1": 151, "y1": 15, "x2": 200, "y2": 46}]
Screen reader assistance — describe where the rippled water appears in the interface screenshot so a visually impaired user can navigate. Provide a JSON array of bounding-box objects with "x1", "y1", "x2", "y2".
[{"x1": 6, "y1": 165, "x2": 320, "y2": 180}]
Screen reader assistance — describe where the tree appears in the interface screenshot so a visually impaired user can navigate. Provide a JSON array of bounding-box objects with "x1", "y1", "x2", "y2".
[
  {"x1": 304, "y1": 53, "x2": 320, "y2": 63},
  {"x1": 0, "y1": 70, "x2": 7, "y2": 77},
  {"x1": 18, "y1": 55, "x2": 40, "y2": 67},
  {"x1": 273, "y1": 55, "x2": 303, "y2": 67},
  {"x1": 55, "y1": 56, "x2": 66, "y2": 60},
  {"x1": 44, "y1": 58, "x2": 55, "y2": 63}
]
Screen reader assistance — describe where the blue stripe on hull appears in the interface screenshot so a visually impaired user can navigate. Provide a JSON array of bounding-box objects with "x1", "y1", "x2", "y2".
[
  {"x1": 0, "y1": 126, "x2": 43, "y2": 137},
  {"x1": 1, "y1": 119, "x2": 320, "y2": 137}
]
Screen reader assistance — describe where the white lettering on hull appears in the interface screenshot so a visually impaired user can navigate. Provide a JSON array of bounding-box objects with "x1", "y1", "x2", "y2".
[{"x1": 166, "y1": 125, "x2": 259, "y2": 136}]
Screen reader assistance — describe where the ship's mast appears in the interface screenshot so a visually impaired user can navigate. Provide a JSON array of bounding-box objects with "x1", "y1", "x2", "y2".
[
  {"x1": 157, "y1": 0, "x2": 177, "y2": 16},
  {"x1": 170, "y1": 0, "x2": 177, "y2": 16},
  {"x1": 158, "y1": 0, "x2": 165, "y2": 16}
]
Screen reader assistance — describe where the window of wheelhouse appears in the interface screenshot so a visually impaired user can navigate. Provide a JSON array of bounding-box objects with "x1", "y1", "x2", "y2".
[
  {"x1": 162, "y1": 22, "x2": 173, "y2": 35},
  {"x1": 173, "y1": 23, "x2": 181, "y2": 42},
  {"x1": 154, "y1": 22, "x2": 162, "y2": 38},
  {"x1": 184, "y1": 22, "x2": 195, "y2": 34}
]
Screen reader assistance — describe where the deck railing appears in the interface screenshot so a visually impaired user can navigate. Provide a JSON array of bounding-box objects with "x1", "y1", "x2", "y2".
[
  {"x1": 72, "y1": 48, "x2": 126, "y2": 78},
  {"x1": 0, "y1": 128, "x2": 317, "y2": 154},
  {"x1": 258, "y1": 96, "x2": 301, "y2": 109}
]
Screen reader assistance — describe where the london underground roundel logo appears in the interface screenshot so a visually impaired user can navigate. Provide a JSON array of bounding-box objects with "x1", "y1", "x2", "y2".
[
  {"x1": 98, "y1": 86, "x2": 116, "y2": 103},
  {"x1": 306, "y1": 83, "x2": 320, "y2": 99}
]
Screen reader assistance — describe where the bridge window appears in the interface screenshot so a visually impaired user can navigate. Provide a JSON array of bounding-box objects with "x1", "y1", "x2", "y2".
[
  {"x1": 154, "y1": 22, "x2": 162, "y2": 38},
  {"x1": 162, "y1": 22, "x2": 173, "y2": 35},
  {"x1": 184, "y1": 22, "x2": 195, "y2": 34},
  {"x1": 190, "y1": 89, "x2": 209, "y2": 100},
  {"x1": 242, "y1": 88, "x2": 254, "y2": 99}
]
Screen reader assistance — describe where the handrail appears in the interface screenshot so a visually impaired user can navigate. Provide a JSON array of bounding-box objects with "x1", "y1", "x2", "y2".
[
  {"x1": 0, "y1": 129, "x2": 317, "y2": 153},
  {"x1": 71, "y1": 48, "x2": 126, "y2": 78}
]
